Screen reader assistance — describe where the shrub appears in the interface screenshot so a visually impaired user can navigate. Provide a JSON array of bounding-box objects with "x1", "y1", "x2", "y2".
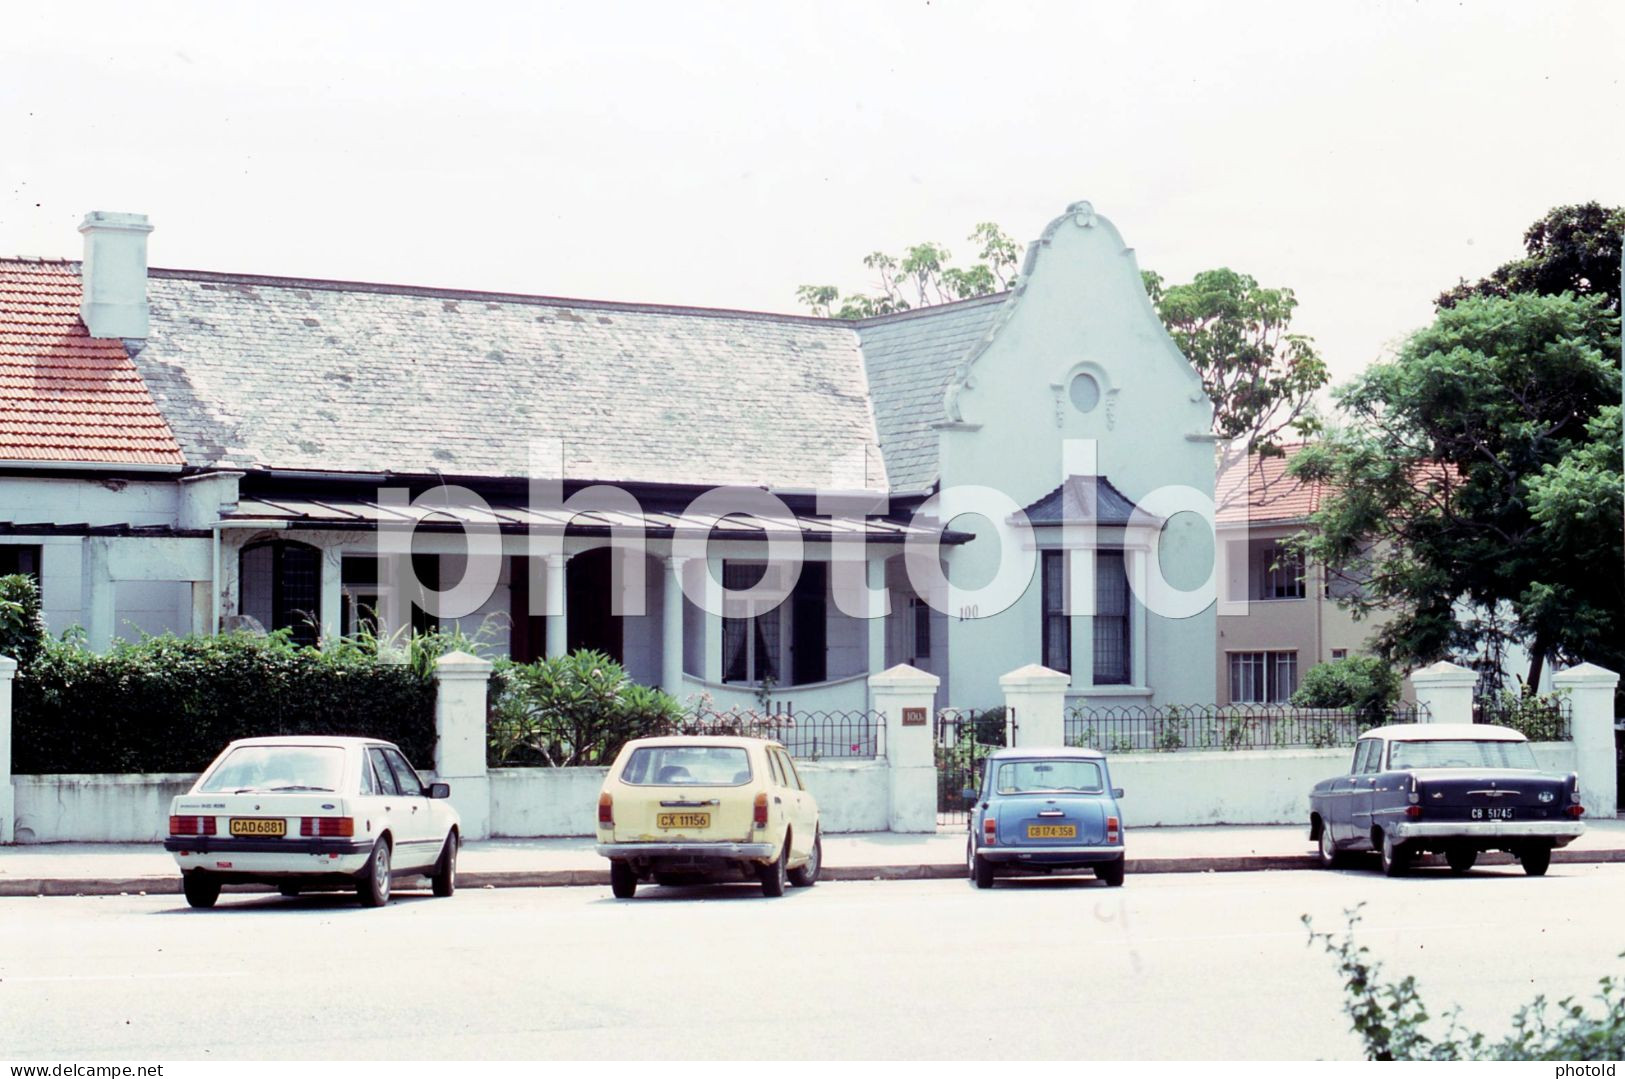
[
  {"x1": 1307, "y1": 906, "x2": 1625, "y2": 1059},
  {"x1": 1291, "y1": 656, "x2": 1402, "y2": 715},
  {"x1": 973, "y1": 706, "x2": 1009, "y2": 747},
  {"x1": 487, "y1": 650, "x2": 685, "y2": 767},
  {"x1": 1478, "y1": 688, "x2": 1571, "y2": 740},
  {"x1": 0, "y1": 573, "x2": 46, "y2": 670},
  {"x1": 12, "y1": 631, "x2": 437, "y2": 774}
]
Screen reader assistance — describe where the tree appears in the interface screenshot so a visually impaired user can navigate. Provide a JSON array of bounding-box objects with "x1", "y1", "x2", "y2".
[
  {"x1": 1437, "y1": 202, "x2": 1623, "y2": 316},
  {"x1": 795, "y1": 223, "x2": 1024, "y2": 320},
  {"x1": 1292, "y1": 290, "x2": 1621, "y2": 689}
]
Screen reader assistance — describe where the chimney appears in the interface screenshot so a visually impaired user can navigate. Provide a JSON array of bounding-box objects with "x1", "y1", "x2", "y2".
[{"x1": 78, "y1": 211, "x2": 154, "y2": 339}]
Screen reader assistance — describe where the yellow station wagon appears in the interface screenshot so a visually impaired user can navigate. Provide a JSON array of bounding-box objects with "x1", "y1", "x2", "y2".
[{"x1": 594, "y1": 735, "x2": 821, "y2": 898}]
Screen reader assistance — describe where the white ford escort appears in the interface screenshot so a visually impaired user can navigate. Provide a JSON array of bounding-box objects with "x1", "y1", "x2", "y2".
[{"x1": 165, "y1": 736, "x2": 460, "y2": 908}]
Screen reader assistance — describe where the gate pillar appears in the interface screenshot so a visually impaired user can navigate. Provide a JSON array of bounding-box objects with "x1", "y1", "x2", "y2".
[
  {"x1": 870, "y1": 663, "x2": 940, "y2": 833},
  {"x1": 1000, "y1": 663, "x2": 1070, "y2": 747}
]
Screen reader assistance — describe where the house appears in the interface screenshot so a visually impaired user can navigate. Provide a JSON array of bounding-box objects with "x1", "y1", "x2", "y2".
[{"x1": 0, "y1": 201, "x2": 1217, "y2": 713}]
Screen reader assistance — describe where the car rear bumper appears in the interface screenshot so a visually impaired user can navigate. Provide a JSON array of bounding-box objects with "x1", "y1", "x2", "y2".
[
  {"x1": 1389, "y1": 820, "x2": 1584, "y2": 846},
  {"x1": 164, "y1": 836, "x2": 373, "y2": 855},
  {"x1": 977, "y1": 845, "x2": 1123, "y2": 865},
  {"x1": 597, "y1": 842, "x2": 779, "y2": 862}
]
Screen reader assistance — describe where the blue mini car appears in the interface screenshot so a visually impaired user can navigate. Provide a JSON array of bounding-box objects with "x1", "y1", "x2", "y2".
[{"x1": 966, "y1": 746, "x2": 1126, "y2": 888}]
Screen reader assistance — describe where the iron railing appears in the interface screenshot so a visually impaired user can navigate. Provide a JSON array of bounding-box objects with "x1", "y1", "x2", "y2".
[
  {"x1": 679, "y1": 703, "x2": 883, "y2": 760},
  {"x1": 934, "y1": 707, "x2": 1012, "y2": 826},
  {"x1": 1062, "y1": 703, "x2": 1429, "y2": 754},
  {"x1": 1473, "y1": 693, "x2": 1572, "y2": 740}
]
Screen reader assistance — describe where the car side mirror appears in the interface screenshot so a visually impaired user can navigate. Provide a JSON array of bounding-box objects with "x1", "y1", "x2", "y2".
[
  {"x1": 961, "y1": 787, "x2": 977, "y2": 806},
  {"x1": 427, "y1": 782, "x2": 451, "y2": 799},
  {"x1": 1111, "y1": 787, "x2": 1125, "y2": 800}
]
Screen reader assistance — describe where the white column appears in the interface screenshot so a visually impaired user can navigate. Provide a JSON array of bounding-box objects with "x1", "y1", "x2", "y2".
[
  {"x1": 1128, "y1": 548, "x2": 1148, "y2": 689},
  {"x1": 703, "y1": 554, "x2": 723, "y2": 683},
  {"x1": 319, "y1": 546, "x2": 342, "y2": 647},
  {"x1": 1001, "y1": 663, "x2": 1071, "y2": 747},
  {"x1": 1552, "y1": 663, "x2": 1619, "y2": 818},
  {"x1": 870, "y1": 663, "x2": 941, "y2": 833},
  {"x1": 0, "y1": 654, "x2": 15, "y2": 843},
  {"x1": 189, "y1": 581, "x2": 212, "y2": 636},
  {"x1": 544, "y1": 553, "x2": 569, "y2": 659},
  {"x1": 1067, "y1": 547, "x2": 1093, "y2": 688},
  {"x1": 661, "y1": 556, "x2": 687, "y2": 695},
  {"x1": 434, "y1": 650, "x2": 494, "y2": 840},
  {"x1": 866, "y1": 556, "x2": 886, "y2": 675},
  {"x1": 1409, "y1": 660, "x2": 1478, "y2": 724},
  {"x1": 82, "y1": 538, "x2": 114, "y2": 651}
]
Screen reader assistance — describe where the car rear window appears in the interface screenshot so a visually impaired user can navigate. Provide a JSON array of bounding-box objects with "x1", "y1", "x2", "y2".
[
  {"x1": 621, "y1": 746, "x2": 752, "y2": 786},
  {"x1": 996, "y1": 760, "x2": 1104, "y2": 795},
  {"x1": 1388, "y1": 740, "x2": 1539, "y2": 770},
  {"x1": 199, "y1": 746, "x2": 347, "y2": 793}
]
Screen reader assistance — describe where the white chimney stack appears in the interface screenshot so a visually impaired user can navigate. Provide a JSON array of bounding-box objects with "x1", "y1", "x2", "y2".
[{"x1": 78, "y1": 210, "x2": 153, "y2": 339}]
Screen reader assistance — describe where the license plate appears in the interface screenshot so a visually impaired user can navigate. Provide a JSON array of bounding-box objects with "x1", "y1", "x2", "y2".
[
  {"x1": 657, "y1": 813, "x2": 710, "y2": 829},
  {"x1": 229, "y1": 817, "x2": 286, "y2": 837},
  {"x1": 1027, "y1": 824, "x2": 1077, "y2": 839},
  {"x1": 1471, "y1": 807, "x2": 1515, "y2": 821}
]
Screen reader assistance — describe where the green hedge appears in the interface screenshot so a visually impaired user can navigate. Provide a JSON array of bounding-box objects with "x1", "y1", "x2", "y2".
[{"x1": 13, "y1": 632, "x2": 438, "y2": 774}]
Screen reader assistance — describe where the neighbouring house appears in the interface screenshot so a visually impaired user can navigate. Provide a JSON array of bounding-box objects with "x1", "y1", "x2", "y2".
[{"x1": 0, "y1": 201, "x2": 1216, "y2": 713}]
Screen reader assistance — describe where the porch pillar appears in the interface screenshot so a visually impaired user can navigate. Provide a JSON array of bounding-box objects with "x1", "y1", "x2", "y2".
[
  {"x1": 1552, "y1": 663, "x2": 1619, "y2": 818},
  {"x1": 866, "y1": 556, "x2": 886, "y2": 674},
  {"x1": 661, "y1": 556, "x2": 687, "y2": 695},
  {"x1": 1409, "y1": 660, "x2": 1477, "y2": 724},
  {"x1": 0, "y1": 654, "x2": 15, "y2": 843},
  {"x1": 434, "y1": 650, "x2": 493, "y2": 840},
  {"x1": 870, "y1": 663, "x2": 940, "y2": 833},
  {"x1": 544, "y1": 553, "x2": 569, "y2": 659},
  {"x1": 82, "y1": 538, "x2": 114, "y2": 651},
  {"x1": 1001, "y1": 663, "x2": 1070, "y2": 747},
  {"x1": 1127, "y1": 547, "x2": 1148, "y2": 688},
  {"x1": 318, "y1": 545, "x2": 342, "y2": 647},
  {"x1": 703, "y1": 554, "x2": 723, "y2": 683}
]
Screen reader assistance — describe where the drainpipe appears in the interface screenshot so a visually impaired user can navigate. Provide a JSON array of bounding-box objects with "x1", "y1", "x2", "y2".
[{"x1": 210, "y1": 520, "x2": 287, "y2": 634}]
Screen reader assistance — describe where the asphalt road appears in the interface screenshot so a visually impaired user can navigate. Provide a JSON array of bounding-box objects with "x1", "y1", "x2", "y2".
[{"x1": 3, "y1": 861, "x2": 1624, "y2": 1060}]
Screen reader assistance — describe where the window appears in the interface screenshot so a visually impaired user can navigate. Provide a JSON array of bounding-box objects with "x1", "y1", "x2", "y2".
[
  {"x1": 1040, "y1": 550, "x2": 1070, "y2": 675},
  {"x1": 1331, "y1": 648, "x2": 1348, "y2": 661},
  {"x1": 199, "y1": 745, "x2": 345, "y2": 794},
  {"x1": 368, "y1": 747, "x2": 400, "y2": 796},
  {"x1": 1094, "y1": 551, "x2": 1130, "y2": 685},
  {"x1": 722, "y1": 562, "x2": 781, "y2": 684},
  {"x1": 1229, "y1": 651, "x2": 1298, "y2": 703},
  {"x1": 1351, "y1": 739, "x2": 1378, "y2": 775},
  {"x1": 620, "y1": 746, "x2": 752, "y2": 786},
  {"x1": 383, "y1": 748, "x2": 425, "y2": 797},
  {"x1": 1261, "y1": 544, "x2": 1305, "y2": 599},
  {"x1": 911, "y1": 597, "x2": 931, "y2": 660},
  {"x1": 1388, "y1": 740, "x2": 1539, "y2": 770},
  {"x1": 996, "y1": 760, "x2": 1104, "y2": 795},
  {"x1": 240, "y1": 540, "x2": 322, "y2": 647},
  {"x1": 0, "y1": 544, "x2": 41, "y2": 580}
]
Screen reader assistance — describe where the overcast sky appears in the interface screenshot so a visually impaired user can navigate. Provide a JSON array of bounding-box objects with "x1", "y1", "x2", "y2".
[{"x1": 5, "y1": 1, "x2": 1622, "y2": 390}]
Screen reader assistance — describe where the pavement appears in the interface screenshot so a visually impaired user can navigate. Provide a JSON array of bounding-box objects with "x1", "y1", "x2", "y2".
[{"x1": 4, "y1": 817, "x2": 1624, "y2": 896}]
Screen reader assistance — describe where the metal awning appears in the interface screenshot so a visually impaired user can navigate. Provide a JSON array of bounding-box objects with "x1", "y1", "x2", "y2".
[{"x1": 223, "y1": 496, "x2": 974, "y2": 545}]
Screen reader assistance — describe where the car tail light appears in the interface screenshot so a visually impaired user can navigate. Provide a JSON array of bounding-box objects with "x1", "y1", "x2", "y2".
[
  {"x1": 299, "y1": 817, "x2": 355, "y2": 837},
  {"x1": 1106, "y1": 816, "x2": 1120, "y2": 844},
  {"x1": 1566, "y1": 804, "x2": 1586, "y2": 818},
  {"x1": 753, "y1": 792, "x2": 769, "y2": 828},
  {"x1": 1405, "y1": 804, "x2": 1423, "y2": 819},
  {"x1": 1571, "y1": 777, "x2": 1583, "y2": 804},
  {"x1": 598, "y1": 792, "x2": 614, "y2": 827},
  {"x1": 1407, "y1": 776, "x2": 1420, "y2": 805},
  {"x1": 982, "y1": 816, "x2": 997, "y2": 845},
  {"x1": 168, "y1": 815, "x2": 213, "y2": 836}
]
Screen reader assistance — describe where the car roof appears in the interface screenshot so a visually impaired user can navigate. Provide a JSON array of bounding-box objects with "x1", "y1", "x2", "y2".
[
  {"x1": 1357, "y1": 723, "x2": 1528, "y2": 743},
  {"x1": 988, "y1": 745, "x2": 1107, "y2": 761},
  {"x1": 621, "y1": 735, "x2": 783, "y2": 750},
  {"x1": 222, "y1": 736, "x2": 396, "y2": 749}
]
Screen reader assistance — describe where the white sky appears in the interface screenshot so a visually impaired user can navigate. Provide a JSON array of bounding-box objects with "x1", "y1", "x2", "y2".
[{"x1": 5, "y1": 1, "x2": 1623, "y2": 389}]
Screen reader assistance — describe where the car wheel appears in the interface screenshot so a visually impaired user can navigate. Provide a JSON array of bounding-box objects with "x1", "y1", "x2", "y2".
[
  {"x1": 1445, "y1": 846, "x2": 1478, "y2": 874},
  {"x1": 182, "y1": 872, "x2": 221, "y2": 909},
  {"x1": 1379, "y1": 831, "x2": 1410, "y2": 877},
  {"x1": 1096, "y1": 857, "x2": 1126, "y2": 888},
  {"x1": 760, "y1": 840, "x2": 790, "y2": 897},
  {"x1": 431, "y1": 832, "x2": 458, "y2": 898},
  {"x1": 278, "y1": 884, "x2": 302, "y2": 898},
  {"x1": 1317, "y1": 823, "x2": 1343, "y2": 869},
  {"x1": 789, "y1": 830, "x2": 822, "y2": 888},
  {"x1": 610, "y1": 860, "x2": 638, "y2": 899},
  {"x1": 357, "y1": 838, "x2": 392, "y2": 907},
  {"x1": 1519, "y1": 843, "x2": 1552, "y2": 877},
  {"x1": 968, "y1": 840, "x2": 995, "y2": 890}
]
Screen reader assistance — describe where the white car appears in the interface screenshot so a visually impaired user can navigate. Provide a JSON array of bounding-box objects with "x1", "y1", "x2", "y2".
[{"x1": 164, "y1": 736, "x2": 460, "y2": 908}]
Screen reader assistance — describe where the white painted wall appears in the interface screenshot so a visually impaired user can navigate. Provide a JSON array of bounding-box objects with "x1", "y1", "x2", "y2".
[
  {"x1": 796, "y1": 759, "x2": 888, "y2": 833},
  {"x1": 489, "y1": 766, "x2": 609, "y2": 837},
  {"x1": 12, "y1": 773, "x2": 197, "y2": 843}
]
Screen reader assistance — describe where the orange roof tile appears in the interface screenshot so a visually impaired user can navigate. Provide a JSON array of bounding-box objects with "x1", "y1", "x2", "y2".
[
  {"x1": 0, "y1": 260, "x2": 184, "y2": 467},
  {"x1": 1216, "y1": 442, "x2": 1324, "y2": 524}
]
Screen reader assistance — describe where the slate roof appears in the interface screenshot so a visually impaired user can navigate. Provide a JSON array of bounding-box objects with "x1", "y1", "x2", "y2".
[
  {"x1": 127, "y1": 269, "x2": 887, "y2": 490},
  {"x1": 0, "y1": 260, "x2": 184, "y2": 467},
  {"x1": 1016, "y1": 476, "x2": 1148, "y2": 526},
  {"x1": 855, "y1": 293, "x2": 1007, "y2": 492}
]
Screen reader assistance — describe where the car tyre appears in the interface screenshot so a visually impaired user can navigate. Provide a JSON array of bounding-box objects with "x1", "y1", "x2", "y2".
[
  {"x1": 1445, "y1": 846, "x2": 1478, "y2": 874},
  {"x1": 610, "y1": 860, "x2": 638, "y2": 899},
  {"x1": 1316, "y1": 822, "x2": 1343, "y2": 869},
  {"x1": 1379, "y1": 831, "x2": 1410, "y2": 877},
  {"x1": 278, "y1": 884, "x2": 302, "y2": 897},
  {"x1": 1096, "y1": 857, "x2": 1126, "y2": 888},
  {"x1": 789, "y1": 830, "x2": 822, "y2": 888},
  {"x1": 968, "y1": 840, "x2": 995, "y2": 890},
  {"x1": 357, "y1": 838, "x2": 392, "y2": 907},
  {"x1": 431, "y1": 832, "x2": 458, "y2": 898},
  {"x1": 760, "y1": 840, "x2": 790, "y2": 897},
  {"x1": 183, "y1": 872, "x2": 221, "y2": 909},
  {"x1": 1519, "y1": 843, "x2": 1552, "y2": 877}
]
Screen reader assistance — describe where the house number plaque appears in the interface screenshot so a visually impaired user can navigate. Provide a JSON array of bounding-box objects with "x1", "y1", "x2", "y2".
[{"x1": 901, "y1": 707, "x2": 927, "y2": 727}]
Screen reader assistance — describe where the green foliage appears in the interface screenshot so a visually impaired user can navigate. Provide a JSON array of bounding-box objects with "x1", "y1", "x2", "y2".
[
  {"x1": 796, "y1": 222, "x2": 1024, "y2": 319},
  {"x1": 0, "y1": 573, "x2": 46, "y2": 670},
  {"x1": 1142, "y1": 267, "x2": 1330, "y2": 455},
  {"x1": 487, "y1": 649, "x2": 686, "y2": 768},
  {"x1": 972, "y1": 705, "x2": 1009, "y2": 747},
  {"x1": 1478, "y1": 688, "x2": 1571, "y2": 741},
  {"x1": 1307, "y1": 906, "x2": 1625, "y2": 1060},
  {"x1": 1291, "y1": 656, "x2": 1402, "y2": 716},
  {"x1": 1438, "y1": 202, "x2": 1622, "y2": 316},
  {"x1": 12, "y1": 631, "x2": 437, "y2": 774},
  {"x1": 1294, "y1": 289, "x2": 1621, "y2": 686}
]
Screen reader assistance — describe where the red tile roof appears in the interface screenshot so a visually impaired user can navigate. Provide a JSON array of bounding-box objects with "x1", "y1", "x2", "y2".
[
  {"x1": 1216, "y1": 442, "x2": 1324, "y2": 524},
  {"x1": 0, "y1": 260, "x2": 184, "y2": 467}
]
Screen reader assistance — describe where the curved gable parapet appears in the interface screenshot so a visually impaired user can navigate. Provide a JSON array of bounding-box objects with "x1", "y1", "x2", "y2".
[{"x1": 943, "y1": 200, "x2": 1213, "y2": 426}]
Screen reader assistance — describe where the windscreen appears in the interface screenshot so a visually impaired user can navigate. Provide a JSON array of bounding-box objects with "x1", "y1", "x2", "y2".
[
  {"x1": 996, "y1": 760, "x2": 1104, "y2": 795},
  {"x1": 621, "y1": 746, "x2": 752, "y2": 786},
  {"x1": 199, "y1": 745, "x2": 347, "y2": 793},
  {"x1": 1387, "y1": 740, "x2": 1540, "y2": 770}
]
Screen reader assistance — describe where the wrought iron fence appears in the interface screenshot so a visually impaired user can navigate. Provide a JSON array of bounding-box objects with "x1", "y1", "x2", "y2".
[
  {"x1": 678, "y1": 703, "x2": 883, "y2": 760},
  {"x1": 935, "y1": 706, "x2": 1013, "y2": 826},
  {"x1": 1061, "y1": 702, "x2": 1429, "y2": 754},
  {"x1": 1473, "y1": 693, "x2": 1572, "y2": 740}
]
